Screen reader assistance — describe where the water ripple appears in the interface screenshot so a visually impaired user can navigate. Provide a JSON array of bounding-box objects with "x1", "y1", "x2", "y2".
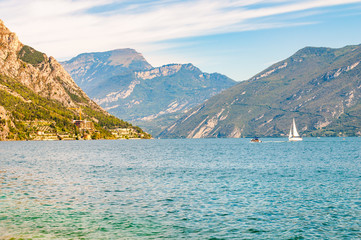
[{"x1": 0, "y1": 138, "x2": 360, "y2": 239}]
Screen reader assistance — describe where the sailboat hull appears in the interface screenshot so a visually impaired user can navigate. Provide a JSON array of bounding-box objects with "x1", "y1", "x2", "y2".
[{"x1": 289, "y1": 137, "x2": 303, "y2": 141}]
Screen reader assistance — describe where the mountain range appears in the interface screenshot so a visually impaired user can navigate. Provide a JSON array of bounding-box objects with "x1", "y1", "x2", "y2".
[
  {"x1": 159, "y1": 45, "x2": 361, "y2": 138},
  {"x1": 0, "y1": 20, "x2": 149, "y2": 140},
  {"x1": 3, "y1": 16, "x2": 359, "y2": 140},
  {"x1": 61, "y1": 50, "x2": 236, "y2": 136}
]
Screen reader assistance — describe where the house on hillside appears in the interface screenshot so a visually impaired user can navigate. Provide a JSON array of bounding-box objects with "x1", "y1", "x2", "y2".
[{"x1": 73, "y1": 120, "x2": 94, "y2": 131}]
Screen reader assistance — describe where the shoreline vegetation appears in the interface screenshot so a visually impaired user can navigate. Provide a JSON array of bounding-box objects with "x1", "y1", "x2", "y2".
[{"x1": 0, "y1": 75, "x2": 151, "y2": 141}]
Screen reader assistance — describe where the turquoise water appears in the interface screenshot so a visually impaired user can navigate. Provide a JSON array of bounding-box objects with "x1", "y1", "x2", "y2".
[{"x1": 0, "y1": 138, "x2": 360, "y2": 239}]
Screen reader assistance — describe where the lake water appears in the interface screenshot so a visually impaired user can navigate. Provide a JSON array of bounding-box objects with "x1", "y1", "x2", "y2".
[{"x1": 0, "y1": 138, "x2": 360, "y2": 239}]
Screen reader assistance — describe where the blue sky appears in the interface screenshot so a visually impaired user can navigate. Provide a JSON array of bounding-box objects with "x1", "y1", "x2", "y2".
[{"x1": 1, "y1": 0, "x2": 361, "y2": 81}]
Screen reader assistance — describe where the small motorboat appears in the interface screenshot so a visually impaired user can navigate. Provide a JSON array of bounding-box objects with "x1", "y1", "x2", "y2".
[{"x1": 250, "y1": 137, "x2": 262, "y2": 143}]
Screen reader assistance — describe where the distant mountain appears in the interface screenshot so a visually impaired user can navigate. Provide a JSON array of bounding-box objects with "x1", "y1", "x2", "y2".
[
  {"x1": 62, "y1": 51, "x2": 236, "y2": 136},
  {"x1": 61, "y1": 48, "x2": 152, "y2": 92},
  {"x1": 159, "y1": 44, "x2": 361, "y2": 138},
  {"x1": 0, "y1": 20, "x2": 150, "y2": 140}
]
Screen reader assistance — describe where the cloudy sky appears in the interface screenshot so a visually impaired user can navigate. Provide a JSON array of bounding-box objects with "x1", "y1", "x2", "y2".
[{"x1": 1, "y1": 0, "x2": 361, "y2": 81}]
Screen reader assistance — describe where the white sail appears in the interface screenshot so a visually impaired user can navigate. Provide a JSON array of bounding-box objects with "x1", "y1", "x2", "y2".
[
  {"x1": 292, "y1": 118, "x2": 300, "y2": 137},
  {"x1": 289, "y1": 118, "x2": 302, "y2": 141}
]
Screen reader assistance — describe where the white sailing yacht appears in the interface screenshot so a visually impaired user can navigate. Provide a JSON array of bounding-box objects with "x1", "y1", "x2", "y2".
[{"x1": 289, "y1": 118, "x2": 303, "y2": 141}]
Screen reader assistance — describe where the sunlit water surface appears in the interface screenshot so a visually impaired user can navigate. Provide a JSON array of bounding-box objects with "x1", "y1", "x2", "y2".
[{"x1": 1, "y1": 138, "x2": 361, "y2": 239}]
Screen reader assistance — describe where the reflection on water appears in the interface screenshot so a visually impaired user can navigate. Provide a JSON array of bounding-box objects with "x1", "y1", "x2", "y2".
[{"x1": 1, "y1": 138, "x2": 361, "y2": 239}]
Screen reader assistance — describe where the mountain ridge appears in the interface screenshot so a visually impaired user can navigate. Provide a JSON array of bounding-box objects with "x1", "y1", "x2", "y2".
[
  {"x1": 159, "y1": 44, "x2": 361, "y2": 138},
  {"x1": 62, "y1": 50, "x2": 236, "y2": 136}
]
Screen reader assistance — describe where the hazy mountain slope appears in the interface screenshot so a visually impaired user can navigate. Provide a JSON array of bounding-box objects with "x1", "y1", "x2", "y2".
[
  {"x1": 62, "y1": 52, "x2": 236, "y2": 136},
  {"x1": 0, "y1": 19, "x2": 150, "y2": 140},
  {"x1": 61, "y1": 48, "x2": 152, "y2": 93},
  {"x1": 159, "y1": 45, "x2": 361, "y2": 138}
]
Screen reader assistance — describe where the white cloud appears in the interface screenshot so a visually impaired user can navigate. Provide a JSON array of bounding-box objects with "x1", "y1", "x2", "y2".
[{"x1": 0, "y1": 0, "x2": 360, "y2": 62}]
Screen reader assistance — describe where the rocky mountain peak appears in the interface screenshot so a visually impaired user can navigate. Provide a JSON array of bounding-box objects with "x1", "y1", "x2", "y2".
[
  {"x1": 292, "y1": 46, "x2": 337, "y2": 59},
  {"x1": 0, "y1": 19, "x2": 22, "y2": 56},
  {"x1": 134, "y1": 63, "x2": 199, "y2": 80},
  {"x1": 63, "y1": 48, "x2": 152, "y2": 69},
  {"x1": 0, "y1": 19, "x2": 100, "y2": 109},
  {"x1": 61, "y1": 48, "x2": 153, "y2": 89},
  {"x1": 0, "y1": 19, "x2": 12, "y2": 34},
  {"x1": 181, "y1": 63, "x2": 197, "y2": 70},
  {"x1": 107, "y1": 48, "x2": 151, "y2": 68}
]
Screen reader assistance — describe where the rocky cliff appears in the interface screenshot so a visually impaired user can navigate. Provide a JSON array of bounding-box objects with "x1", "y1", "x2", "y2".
[{"x1": 0, "y1": 20, "x2": 150, "y2": 140}]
